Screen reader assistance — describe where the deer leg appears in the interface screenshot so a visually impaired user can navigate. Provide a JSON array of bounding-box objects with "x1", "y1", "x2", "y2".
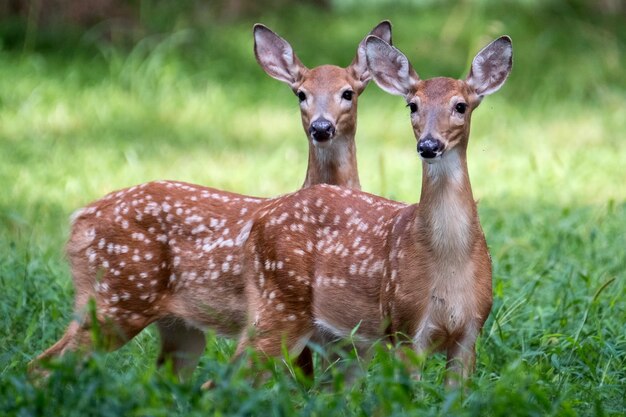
[
  {"x1": 396, "y1": 342, "x2": 426, "y2": 382},
  {"x1": 34, "y1": 320, "x2": 92, "y2": 363},
  {"x1": 33, "y1": 250, "x2": 153, "y2": 372},
  {"x1": 31, "y1": 307, "x2": 145, "y2": 380},
  {"x1": 295, "y1": 347, "x2": 314, "y2": 378},
  {"x1": 316, "y1": 336, "x2": 369, "y2": 385},
  {"x1": 340, "y1": 342, "x2": 370, "y2": 385},
  {"x1": 156, "y1": 317, "x2": 206, "y2": 381},
  {"x1": 200, "y1": 320, "x2": 313, "y2": 390},
  {"x1": 404, "y1": 322, "x2": 432, "y2": 382},
  {"x1": 232, "y1": 305, "x2": 315, "y2": 379},
  {"x1": 236, "y1": 322, "x2": 314, "y2": 360},
  {"x1": 445, "y1": 328, "x2": 478, "y2": 388}
]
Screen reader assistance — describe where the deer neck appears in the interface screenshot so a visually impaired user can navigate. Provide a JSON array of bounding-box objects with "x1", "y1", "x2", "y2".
[
  {"x1": 302, "y1": 134, "x2": 361, "y2": 190},
  {"x1": 416, "y1": 147, "x2": 478, "y2": 263}
]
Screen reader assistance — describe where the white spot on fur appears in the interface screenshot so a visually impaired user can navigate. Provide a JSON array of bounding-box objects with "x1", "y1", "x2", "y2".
[{"x1": 235, "y1": 221, "x2": 253, "y2": 246}]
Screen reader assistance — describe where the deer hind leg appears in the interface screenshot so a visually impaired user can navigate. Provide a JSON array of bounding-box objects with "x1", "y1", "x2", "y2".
[
  {"x1": 220, "y1": 283, "x2": 314, "y2": 388},
  {"x1": 314, "y1": 335, "x2": 370, "y2": 384},
  {"x1": 31, "y1": 303, "x2": 147, "y2": 379},
  {"x1": 37, "y1": 305, "x2": 147, "y2": 357},
  {"x1": 235, "y1": 304, "x2": 314, "y2": 367},
  {"x1": 32, "y1": 227, "x2": 159, "y2": 376},
  {"x1": 34, "y1": 320, "x2": 92, "y2": 363},
  {"x1": 156, "y1": 317, "x2": 206, "y2": 380},
  {"x1": 33, "y1": 267, "x2": 154, "y2": 373},
  {"x1": 236, "y1": 276, "x2": 314, "y2": 360},
  {"x1": 29, "y1": 320, "x2": 88, "y2": 380},
  {"x1": 295, "y1": 347, "x2": 314, "y2": 378},
  {"x1": 229, "y1": 320, "x2": 314, "y2": 388}
]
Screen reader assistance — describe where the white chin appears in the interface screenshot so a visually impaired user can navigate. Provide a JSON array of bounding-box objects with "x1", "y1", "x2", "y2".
[
  {"x1": 420, "y1": 154, "x2": 443, "y2": 164},
  {"x1": 312, "y1": 138, "x2": 333, "y2": 147}
]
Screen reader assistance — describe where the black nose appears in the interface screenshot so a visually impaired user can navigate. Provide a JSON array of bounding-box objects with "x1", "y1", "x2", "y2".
[
  {"x1": 417, "y1": 135, "x2": 443, "y2": 159},
  {"x1": 309, "y1": 118, "x2": 335, "y2": 142}
]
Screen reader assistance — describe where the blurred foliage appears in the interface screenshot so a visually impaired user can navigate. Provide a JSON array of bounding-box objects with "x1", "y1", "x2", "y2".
[{"x1": 1, "y1": 0, "x2": 623, "y2": 104}]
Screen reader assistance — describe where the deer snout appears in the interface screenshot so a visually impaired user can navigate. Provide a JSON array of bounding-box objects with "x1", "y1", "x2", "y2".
[
  {"x1": 417, "y1": 135, "x2": 444, "y2": 160},
  {"x1": 309, "y1": 118, "x2": 336, "y2": 142}
]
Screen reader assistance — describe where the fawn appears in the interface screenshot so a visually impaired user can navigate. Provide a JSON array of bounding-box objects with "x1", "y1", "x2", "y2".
[
  {"x1": 233, "y1": 35, "x2": 512, "y2": 386},
  {"x1": 255, "y1": 22, "x2": 392, "y2": 189},
  {"x1": 33, "y1": 21, "x2": 393, "y2": 380}
]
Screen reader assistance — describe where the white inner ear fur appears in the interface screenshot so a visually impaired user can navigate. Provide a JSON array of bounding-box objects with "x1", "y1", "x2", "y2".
[
  {"x1": 352, "y1": 21, "x2": 393, "y2": 83},
  {"x1": 366, "y1": 40, "x2": 417, "y2": 97},
  {"x1": 255, "y1": 30, "x2": 302, "y2": 86},
  {"x1": 468, "y1": 40, "x2": 512, "y2": 97}
]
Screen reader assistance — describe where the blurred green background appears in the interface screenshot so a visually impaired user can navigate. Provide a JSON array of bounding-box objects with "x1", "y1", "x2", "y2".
[{"x1": 0, "y1": 0, "x2": 624, "y2": 415}]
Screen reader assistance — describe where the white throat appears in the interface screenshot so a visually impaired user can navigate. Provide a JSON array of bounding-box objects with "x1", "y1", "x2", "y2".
[
  {"x1": 425, "y1": 148, "x2": 465, "y2": 187},
  {"x1": 305, "y1": 134, "x2": 359, "y2": 189},
  {"x1": 313, "y1": 136, "x2": 352, "y2": 182},
  {"x1": 423, "y1": 149, "x2": 472, "y2": 261},
  {"x1": 313, "y1": 135, "x2": 350, "y2": 163}
]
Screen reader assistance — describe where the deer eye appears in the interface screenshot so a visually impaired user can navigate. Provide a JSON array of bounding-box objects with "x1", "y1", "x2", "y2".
[
  {"x1": 407, "y1": 102, "x2": 418, "y2": 113},
  {"x1": 297, "y1": 91, "x2": 307, "y2": 103},
  {"x1": 341, "y1": 90, "x2": 354, "y2": 101},
  {"x1": 455, "y1": 102, "x2": 467, "y2": 114}
]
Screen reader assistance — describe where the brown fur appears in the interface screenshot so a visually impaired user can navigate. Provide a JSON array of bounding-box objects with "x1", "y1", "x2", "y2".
[
  {"x1": 234, "y1": 35, "x2": 512, "y2": 386},
  {"x1": 33, "y1": 22, "x2": 394, "y2": 382}
]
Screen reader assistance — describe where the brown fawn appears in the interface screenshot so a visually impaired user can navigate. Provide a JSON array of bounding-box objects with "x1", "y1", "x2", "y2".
[
  {"x1": 234, "y1": 35, "x2": 512, "y2": 386},
  {"x1": 33, "y1": 21, "x2": 393, "y2": 380},
  {"x1": 255, "y1": 23, "x2": 392, "y2": 189}
]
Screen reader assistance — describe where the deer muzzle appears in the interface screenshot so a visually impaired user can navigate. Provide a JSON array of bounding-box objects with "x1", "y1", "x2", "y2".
[
  {"x1": 417, "y1": 135, "x2": 444, "y2": 160},
  {"x1": 309, "y1": 118, "x2": 336, "y2": 142}
]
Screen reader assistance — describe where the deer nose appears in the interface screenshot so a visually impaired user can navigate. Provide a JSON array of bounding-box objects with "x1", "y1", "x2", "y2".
[
  {"x1": 417, "y1": 135, "x2": 443, "y2": 159},
  {"x1": 309, "y1": 118, "x2": 335, "y2": 142}
]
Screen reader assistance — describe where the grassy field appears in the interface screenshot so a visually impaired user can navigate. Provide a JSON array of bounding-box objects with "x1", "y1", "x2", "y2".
[{"x1": 1, "y1": 1, "x2": 625, "y2": 416}]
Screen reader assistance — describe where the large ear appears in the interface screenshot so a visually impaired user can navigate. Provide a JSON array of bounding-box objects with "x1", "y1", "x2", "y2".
[
  {"x1": 365, "y1": 35, "x2": 419, "y2": 98},
  {"x1": 253, "y1": 24, "x2": 307, "y2": 89},
  {"x1": 466, "y1": 36, "x2": 513, "y2": 97},
  {"x1": 349, "y1": 20, "x2": 393, "y2": 92}
]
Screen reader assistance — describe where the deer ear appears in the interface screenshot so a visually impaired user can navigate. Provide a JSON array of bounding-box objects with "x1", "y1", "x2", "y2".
[
  {"x1": 466, "y1": 36, "x2": 513, "y2": 97},
  {"x1": 349, "y1": 20, "x2": 393, "y2": 93},
  {"x1": 254, "y1": 24, "x2": 307, "y2": 89},
  {"x1": 365, "y1": 35, "x2": 419, "y2": 98}
]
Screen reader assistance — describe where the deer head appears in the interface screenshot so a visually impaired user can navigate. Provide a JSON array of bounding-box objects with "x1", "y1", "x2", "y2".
[
  {"x1": 365, "y1": 35, "x2": 512, "y2": 162},
  {"x1": 253, "y1": 21, "x2": 393, "y2": 146}
]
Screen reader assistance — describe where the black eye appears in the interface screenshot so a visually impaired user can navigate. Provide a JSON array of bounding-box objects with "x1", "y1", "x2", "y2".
[
  {"x1": 297, "y1": 91, "x2": 306, "y2": 102},
  {"x1": 455, "y1": 103, "x2": 467, "y2": 114},
  {"x1": 342, "y1": 90, "x2": 354, "y2": 101},
  {"x1": 407, "y1": 102, "x2": 418, "y2": 113}
]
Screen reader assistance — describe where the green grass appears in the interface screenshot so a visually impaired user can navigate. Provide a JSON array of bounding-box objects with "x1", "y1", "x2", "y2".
[{"x1": 1, "y1": 1, "x2": 625, "y2": 415}]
